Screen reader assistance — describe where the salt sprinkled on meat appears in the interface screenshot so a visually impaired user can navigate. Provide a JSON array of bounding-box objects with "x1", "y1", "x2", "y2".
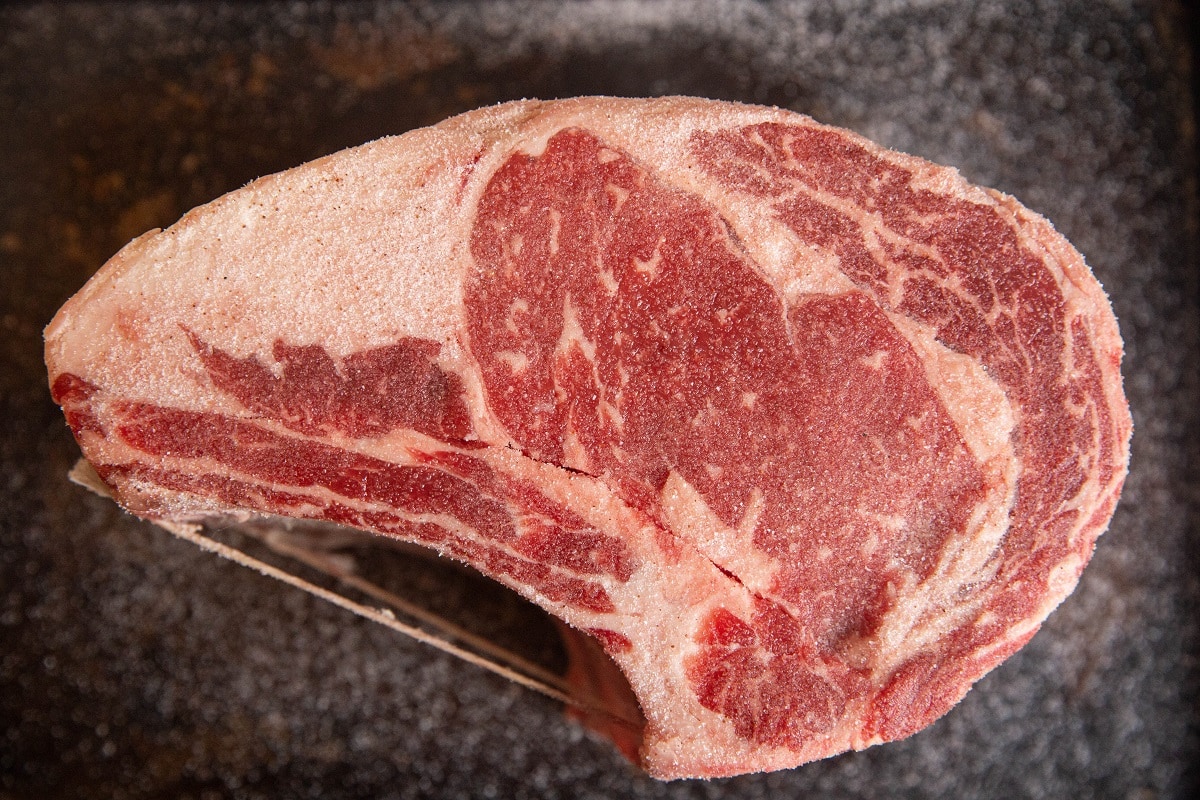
[{"x1": 45, "y1": 96, "x2": 1129, "y2": 779}]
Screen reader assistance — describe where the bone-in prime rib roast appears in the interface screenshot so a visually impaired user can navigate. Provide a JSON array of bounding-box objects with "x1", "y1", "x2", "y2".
[{"x1": 45, "y1": 97, "x2": 1131, "y2": 779}]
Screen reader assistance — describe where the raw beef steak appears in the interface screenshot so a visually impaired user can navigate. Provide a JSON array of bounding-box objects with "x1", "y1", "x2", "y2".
[{"x1": 44, "y1": 97, "x2": 1131, "y2": 779}]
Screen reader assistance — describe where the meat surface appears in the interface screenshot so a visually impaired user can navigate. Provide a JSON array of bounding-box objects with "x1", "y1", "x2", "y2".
[{"x1": 44, "y1": 97, "x2": 1131, "y2": 779}]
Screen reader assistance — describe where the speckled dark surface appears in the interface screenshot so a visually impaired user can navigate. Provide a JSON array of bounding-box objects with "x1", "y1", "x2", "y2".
[{"x1": 1, "y1": 2, "x2": 1197, "y2": 798}]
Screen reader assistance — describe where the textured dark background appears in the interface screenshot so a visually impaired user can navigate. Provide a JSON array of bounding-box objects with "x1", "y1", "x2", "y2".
[{"x1": 1, "y1": 2, "x2": 1197, "y2": 798}]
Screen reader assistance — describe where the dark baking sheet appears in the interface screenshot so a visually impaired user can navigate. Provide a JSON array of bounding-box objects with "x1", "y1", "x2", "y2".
[{"x1": 2, "y1": 2, "x2": 1197, "y2": 798}]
